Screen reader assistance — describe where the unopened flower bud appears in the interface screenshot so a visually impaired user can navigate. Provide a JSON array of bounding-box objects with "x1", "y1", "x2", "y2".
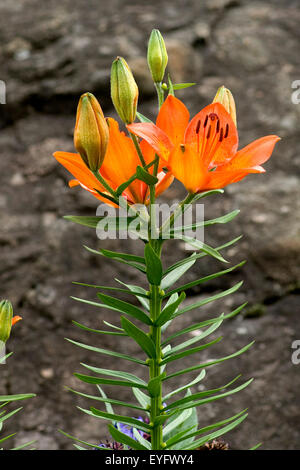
[
  {"x1": 74, "y1": 92, "x2": 109, "y2": 172},
  {"x1": 213, "y1": 86, "x2": 237, "y2": 126},
  {"x1": 0, "y1": 300, "x2": 21, "y2": 344},
  {"x1": 147, "y1": 29, "x2": 168, "y2": 83},
  {"x1": 110, "y1": 57, "x2": 139, "y2": 124}
]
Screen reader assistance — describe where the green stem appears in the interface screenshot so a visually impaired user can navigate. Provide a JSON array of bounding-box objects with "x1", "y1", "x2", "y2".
[
  {"x1": 154, "y1": 82, "x2": 165, "y2": 109},
  {"x1": 130, "y1": 132, "x2": 147, "y2": 168},
  {"x1": 149, "y1": 282, "x2": 163, "y2": 449}
]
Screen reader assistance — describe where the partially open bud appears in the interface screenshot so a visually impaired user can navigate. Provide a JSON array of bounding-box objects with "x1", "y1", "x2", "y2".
[
  {"x1": 74, "y1": 92, "x2": 109, "y2": 172},
  {"x1": 147, "y1": 29, "x2": 168, "y2": 83},
  {"x1": 213, "y1": 86, "x2": 237, "y2": 126},
  {"x1": 0, "y1": 300, "x2": 21, "y2": 344},
  {"x1": 111, "y1": 57, "x2": 139, "y2": 124}
]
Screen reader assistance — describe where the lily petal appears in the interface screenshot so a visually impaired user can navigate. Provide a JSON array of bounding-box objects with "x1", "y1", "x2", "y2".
[
  {"x1": 228, "y1": 135, "x2": 281, "y2": 169},
  {"x1": 127, "y1": 122, "x2": 173, "y2": 163},
  {"x1": 156, "y1": 95, "x2": 190, "y2": 147}
]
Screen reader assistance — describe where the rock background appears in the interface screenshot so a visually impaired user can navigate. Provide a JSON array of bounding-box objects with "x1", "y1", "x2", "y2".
[{"x1": 0, "y1": 0, "x2": 299, "y2": 450}]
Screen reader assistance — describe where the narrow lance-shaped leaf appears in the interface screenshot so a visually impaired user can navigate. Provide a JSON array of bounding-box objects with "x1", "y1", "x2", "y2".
[
  {"x1": 144, "y1": 243, "x2": 163, "y2": 285},
  {"x1": 155, "y1": 292, "x2": 186, "y2": 326},
  {"x1": 121, "y1": 317, "x2": 157, "y2": 359},
  {"x1": 108, "y1": 424, "x2": 149, "y2": 451},
  {"x1": 96, "y1": 293, "x2": 152, "y2": 325}
]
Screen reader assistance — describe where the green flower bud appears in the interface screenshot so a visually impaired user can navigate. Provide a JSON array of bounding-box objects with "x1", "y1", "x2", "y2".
[
  {"x1": 0, "y1": 300, "x2": 13, "y2": 344},
  {"x1": 213, "y1": 86, "x2": 237, "y2": 126},
  {"x1": 147, "y1": 29, "x2": 168, "y2": 83},
  {"x1": 74, "y1": 92, "x2": 109, "y2": 172},
  {"x1": 110, "y1": 57, "x2": 139, "y2": 124}
]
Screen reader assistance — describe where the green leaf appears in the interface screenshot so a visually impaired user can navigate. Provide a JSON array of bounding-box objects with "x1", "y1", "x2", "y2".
[
  {"x1": 136, "y1": 166, "x2": 158, "y2": 185},
  {"x1": 164, "y1": 261, "x2": 246, "y2": 297},
  {"x1": 164, "y1": 391, "x2": 198, "y2": 449},
  {"x1": 136, "y1": 112, "x2": 153, "y2": 123},
  {"x1": 96, "y1": 293, "x2": 152, "y2": 325},
  {"x1": 170, "y1": 209, "x2": 240, "y2": 233},
  {"x1": 164, "y1": 315, "x2": 224, "y2": 355},
  {"x1": 121, "y1": 317, "x2": 157, "y2": 358},
  {"x1": 132, "y1": 388, "x2": 150, "y2": 409},
  {"x1": 155, "y1": 292, "x2": 186, "y2": 326},
  {"x1": 160, "y1": 337, "x2": 222, "y2": 366},
  {"x1": 164, "y1": 235, "x2": 242, "y2": 276},
  {"x1": 66, "y1": 338, "x2": 146, "y2": 365},
  {"x1": 73, "y1": 281, "x2": 149, "y2": 299},
  {"x1": 67, "y1": 387, "x2": 146, "y2": 412},
  {"x1": 74, "y1": 373, "x2": 147, "y2": 390},
  {"x1": 167, "y1": 379, "x2": 253, "y2": 413},
  {"x1": 132, "y1": 428, "x2": 152, "y2": 449},
  {"x1": 186, "y1": 413, "x2": 248, "y2": 449},
  {"x1": 58, "y1": 429, "x2": 107, "y2": 450},
  {"x1": 0, "y1": 393, "x2": 35, "y2": 403},
  {"x1": 79, "y1": 363, "x2": 146, "y2": 385},
  {"x1": 64, "y1": 215, "x2": 137, "y2": 230},
  {"x1": 175, "y1": 281, "x2": 243, "y2": 317},
  {"x1": 163, "y1": 303, "x2": 247, "y2": 345},
  {"x1": 108, "y1": 424, "x2": 149, "y2": 450},
  {"x1": 173, "y1": 235, "x2": 228, "y2": 263},
  {"x1": 115, "y1": 280, "x2": 150, "y2": 311},
  {"x1": 97, "y1": 386, "x2": 114, "y2": 415},
  {"x1": 144, "y1": 243, "x2": 163, "y2": 285},
  {"x1": 84, "y1": 245, "x2": 146, "y2": 273},
  {"x1": 250, "y1": 442, "x2": 262, "y2": 450},
  {"x1": 72, "y1": 320, "x2": 127, "y2": 337},
  {"x1": 87, "y1": 408, "x2": 152, "y2": 432},
  {"x1": 0, "y1": 408, "x2": 23, "y2": 424},
  {"x1": 165, "y1": 341, "x2": 254, "y2": 381},
  {"x1": 166, "y1": 409, "x2": 247, "y2": 449},
  {"x1": 161, "y1": 255, "x2": 197, "y2": 290},
  {"x1": 163, "y1": 370, "x2": 206, "y2": 401},
  {"x1": 172, "y1": 82, "x2": 196, "y2": 90},
  {"x1": 148, "y1": 372, "x2": 166, "y2": 397},
  {"x1": 86, "y1": 246, "x2": 145, "y2": 266},
  {"x1": 164, "y1": 375, "x2": 241, "y2": 411}
]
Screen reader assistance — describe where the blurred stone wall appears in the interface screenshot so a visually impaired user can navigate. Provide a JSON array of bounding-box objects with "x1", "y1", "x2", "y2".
[{"x1": 0, "y1": 0, "x2": 299, "y2": 449}]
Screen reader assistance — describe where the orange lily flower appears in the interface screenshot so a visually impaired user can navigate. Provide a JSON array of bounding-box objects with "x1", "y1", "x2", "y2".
[
  {"x1": 127, "y1": 95, "x2": 280, "y2": 193},
  {"x1": 11, "y1": 316, "x2": 22, "y2": 326},
  {"x1": 54, "y1": 118, "x2": 173, "y2": 206}
]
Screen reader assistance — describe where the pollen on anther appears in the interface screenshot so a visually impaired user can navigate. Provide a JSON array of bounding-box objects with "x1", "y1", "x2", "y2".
[
  {"x1": 216, "y1": 120, "x2": 220, "y2": 133},
  {"x1": 203, "y1": 115, "x2": 208, "y2": 128},
  {"x1": 195, "y1": 120, "x2": 201, "y2": 134}
]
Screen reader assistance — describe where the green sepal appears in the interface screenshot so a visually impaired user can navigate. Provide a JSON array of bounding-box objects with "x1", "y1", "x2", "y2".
[
  {"x1": 121, "y1": 317, "x2": 157, "y2": 358},
  {"x1": 144, "y1": 243, "x2": 163, "y2": 285}
]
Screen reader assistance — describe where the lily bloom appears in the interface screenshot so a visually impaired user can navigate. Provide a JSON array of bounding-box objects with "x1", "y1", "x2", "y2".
[
  {"x1": 54, "y1": 118, "x2": 173, "y2": 206},
  {"x1": 127, "y1": 95, "x2": 280, "y2": 193}
]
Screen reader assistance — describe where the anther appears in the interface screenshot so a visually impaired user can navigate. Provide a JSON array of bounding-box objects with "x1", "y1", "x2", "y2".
[
  {"x1": 203, "y1": 115, "x2": 208, "y2": 128},
  {"x1": 195, "y1": 120, "x2": 201, "y2": 134},
  {"x1": 216, "y1": 119, "x2": 220, "y2": 133}
]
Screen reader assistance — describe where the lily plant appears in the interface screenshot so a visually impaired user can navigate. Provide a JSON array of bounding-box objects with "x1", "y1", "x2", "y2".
[{"x1": 54, "y1": 29, "x2": 279, "y2": 450}]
